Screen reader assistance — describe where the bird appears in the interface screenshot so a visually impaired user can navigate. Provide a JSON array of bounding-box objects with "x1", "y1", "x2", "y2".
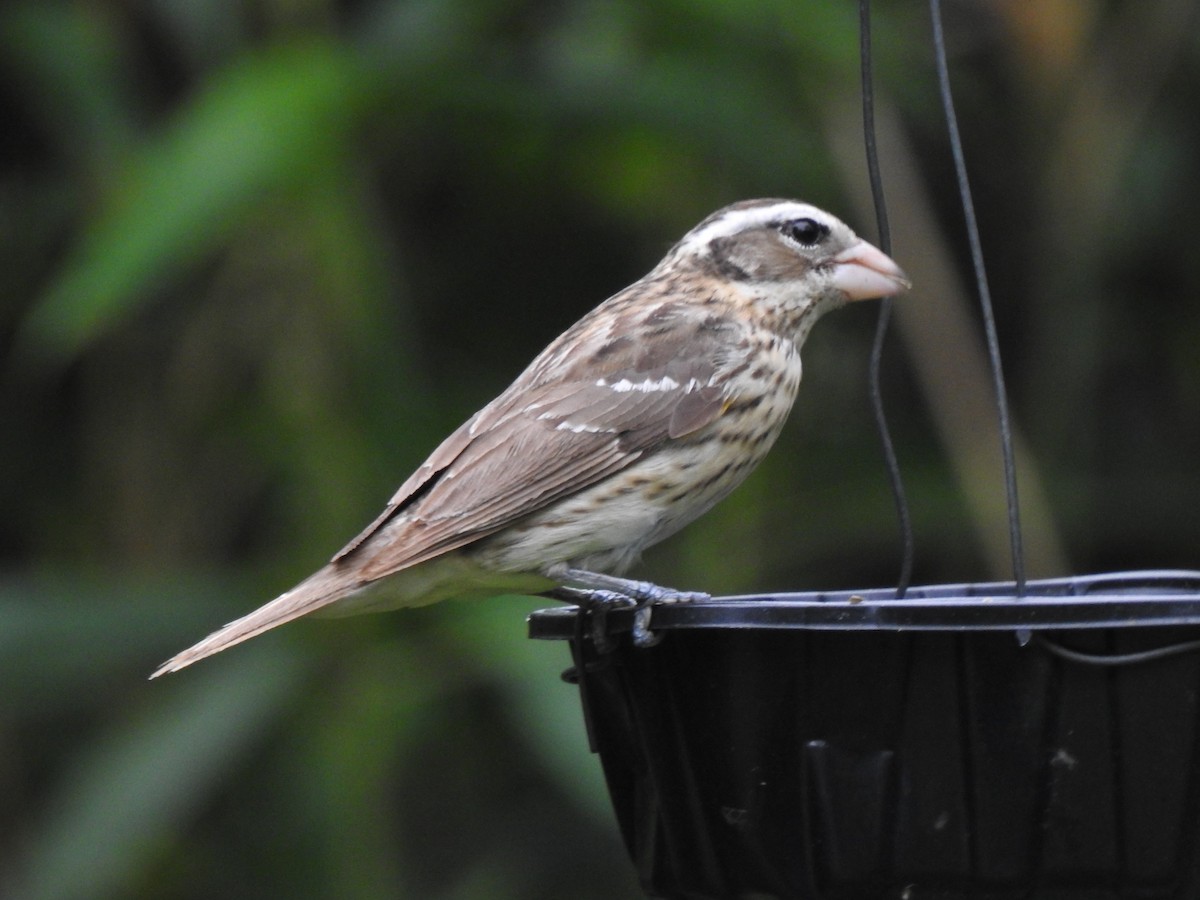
[{"x1": 151, "y1": 198, "x2": 910, "y2": 677}]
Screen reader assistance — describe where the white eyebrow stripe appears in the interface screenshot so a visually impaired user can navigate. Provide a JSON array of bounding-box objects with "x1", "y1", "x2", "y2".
[
  {"x1": 597, "y1": 376, "x2": 681, "y2": 393},
  {"x1": 679, "y1": 202, "x2": 826, "y2": 250}
]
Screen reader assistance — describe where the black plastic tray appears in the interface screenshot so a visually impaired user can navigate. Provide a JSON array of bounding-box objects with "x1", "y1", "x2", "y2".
[{"x1": 529, "y1": 571, "x2": 1200, "y2": 899}]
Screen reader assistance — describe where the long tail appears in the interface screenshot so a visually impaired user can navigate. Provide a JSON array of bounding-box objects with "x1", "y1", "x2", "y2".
[{"x1": 150, "y1": 564, "x2": 362, "y2": 678}]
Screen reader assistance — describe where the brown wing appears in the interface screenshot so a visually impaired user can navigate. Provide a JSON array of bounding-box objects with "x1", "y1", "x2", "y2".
[
  {"x1": 336, "y1": 299, "x2": 748, "y2": 581},
  {"x1": 330, "y1": 409, "x2": 484, "y2": 562}
]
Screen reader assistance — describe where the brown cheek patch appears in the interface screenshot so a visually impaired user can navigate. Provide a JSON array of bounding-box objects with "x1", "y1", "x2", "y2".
[
  {"x1": 742, "y1": 232, "x2": 816, "y2": 281},
  {"x1": 713, "y1": 231, "x2": 816, "y2": 282}
]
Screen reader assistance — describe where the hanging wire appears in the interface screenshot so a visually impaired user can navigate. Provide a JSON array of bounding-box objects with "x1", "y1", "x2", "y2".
[
  {"x1": 1033, "y1": 634, "x2": 1200, "y2": 668},
  {"x1": 858, "y1": 0, "x2": 915, "y2": 598},
  {"x1": 929, "y1": 0, "x2": 1026, "y2": 593}
]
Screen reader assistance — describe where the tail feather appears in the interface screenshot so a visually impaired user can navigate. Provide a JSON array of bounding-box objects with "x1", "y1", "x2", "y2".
[{"x1": 150, "y1": 565, "x2": 361, "y2": 679}]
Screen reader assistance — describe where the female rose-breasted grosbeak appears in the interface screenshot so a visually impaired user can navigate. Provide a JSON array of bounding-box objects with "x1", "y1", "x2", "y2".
[{"x1": 152, "y1": 198, "x2": 909, "y2": 677}]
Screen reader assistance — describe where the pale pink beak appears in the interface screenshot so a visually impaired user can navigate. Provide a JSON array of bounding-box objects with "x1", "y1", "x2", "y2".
[{"x1": 830, "y1": 240, "x2": 911, "y2": 301}]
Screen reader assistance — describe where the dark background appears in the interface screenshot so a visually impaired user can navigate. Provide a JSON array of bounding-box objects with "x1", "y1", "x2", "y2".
[{"x1": 2, "y1": 1, "x2": 1198, "y2": 897}]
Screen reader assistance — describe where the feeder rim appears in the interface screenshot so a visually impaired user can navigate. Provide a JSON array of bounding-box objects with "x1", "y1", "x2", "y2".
[{"x1": 527, "y1": 569, "x2": 1200, "y2": 638}]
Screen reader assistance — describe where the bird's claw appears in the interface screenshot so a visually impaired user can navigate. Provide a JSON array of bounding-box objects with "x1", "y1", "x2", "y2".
[
  {"x1": 631, "y1": 606, "x2": 661, "y2": 648},
  {"x1": 546, "y1": 587, "x2": 632, "y2": 654}
]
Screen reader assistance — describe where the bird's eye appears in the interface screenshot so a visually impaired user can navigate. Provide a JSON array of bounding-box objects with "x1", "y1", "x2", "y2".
[{"x1": 782, "y1": 218, "x2": 829, "y2": 246}]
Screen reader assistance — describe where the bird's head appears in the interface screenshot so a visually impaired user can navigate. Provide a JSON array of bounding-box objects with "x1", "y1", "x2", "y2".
[{"x1": 661, "y1": 199, "x2": 910, "y2": 328}]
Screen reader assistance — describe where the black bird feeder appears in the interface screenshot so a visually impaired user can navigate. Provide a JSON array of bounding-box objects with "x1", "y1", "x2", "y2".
[{"x1": 529, "y1": 571, "x2": 1200, "y2": 898}]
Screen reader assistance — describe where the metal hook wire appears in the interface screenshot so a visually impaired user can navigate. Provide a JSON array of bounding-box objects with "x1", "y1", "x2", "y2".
[
  {"x1": 928, "y1": 0, "x2": 1027, "y2": 593},
  {"x1": 858, "y1": 0, "x2": 915, "y2": 598}
]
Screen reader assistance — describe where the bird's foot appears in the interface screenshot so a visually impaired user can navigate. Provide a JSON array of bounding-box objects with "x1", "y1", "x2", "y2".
[
  {"x1": 550, "y1": 566, "x2": 710, "y2": 604},
  {"x1": 545, "y1": 566, "x2": 709, "y2": 649}
]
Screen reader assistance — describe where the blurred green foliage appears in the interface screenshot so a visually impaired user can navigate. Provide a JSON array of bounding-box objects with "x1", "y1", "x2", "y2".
[{"x1": 2, "y1": 0, "x2": 1198, "y2": 897}]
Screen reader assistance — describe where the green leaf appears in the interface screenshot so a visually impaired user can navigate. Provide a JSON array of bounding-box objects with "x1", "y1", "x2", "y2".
[{"x1": 16, "y1": 38, "x2": 366, "y2": 361}]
